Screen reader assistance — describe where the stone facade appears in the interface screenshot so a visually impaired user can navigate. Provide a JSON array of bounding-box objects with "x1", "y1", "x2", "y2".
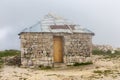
[{"x1": 19, "y1": 32, "x2": 93, "y2": 67}]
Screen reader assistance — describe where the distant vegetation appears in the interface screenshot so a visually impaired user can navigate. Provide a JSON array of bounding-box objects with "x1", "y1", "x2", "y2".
[
  {"x1": 0, "y1": 49, "x2": 20, "y2": 58},
  {"x1": 92, "y1": 49, "x2": 120, "y2": 58}
]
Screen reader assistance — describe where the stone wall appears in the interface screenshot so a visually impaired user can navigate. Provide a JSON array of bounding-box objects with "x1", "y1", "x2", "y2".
[
  {"x1": 64, "y1": 33, "x2": 92, "y2": 64},
  {"x1": 20, "y1": 32, "x2": 93, "y2": 67},
  {"x1": 20, "y1": 33, "x2": 53, "y2": 67}
]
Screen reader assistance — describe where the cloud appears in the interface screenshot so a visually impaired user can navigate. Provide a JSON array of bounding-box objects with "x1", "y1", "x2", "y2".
[
  {"x1": 0, "y1": 27, "x2": 10, "y2": 40},
  {"x1": 0, "y1": 27, "x2": 20, "y2": 50},
  {"x1": 0, "y1": 0, "x2": 120, "y2": 50}
]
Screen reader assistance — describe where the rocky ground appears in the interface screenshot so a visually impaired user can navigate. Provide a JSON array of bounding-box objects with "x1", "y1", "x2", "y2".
[{"x1": 0, "y1": 55, "x2": 120, "y2": 80}]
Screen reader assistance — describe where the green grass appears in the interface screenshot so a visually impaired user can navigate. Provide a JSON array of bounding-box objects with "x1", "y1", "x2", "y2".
[
  {"x1": 73, "y1": 62, "x2": 93, "y2": 66},
  {"x1": 0, "y1": 49, "x2": 20, "y2": 58}
]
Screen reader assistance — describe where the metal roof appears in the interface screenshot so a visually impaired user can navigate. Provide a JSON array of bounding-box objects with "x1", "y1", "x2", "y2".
[{"x1": 20, "y1": 13, "x2": 94, "y2": 35}]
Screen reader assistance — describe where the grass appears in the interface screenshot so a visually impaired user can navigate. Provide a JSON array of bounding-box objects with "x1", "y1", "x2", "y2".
[
  {"x1": 73, "y1": 62, "x2": 93, "y2": 66},
  {"x1": 93, "y1": 70, "x2": 113, "y2": 76}
]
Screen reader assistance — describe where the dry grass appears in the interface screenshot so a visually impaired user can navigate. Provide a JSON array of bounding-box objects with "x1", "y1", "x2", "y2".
[{"x1": 0, "y1": 50, "x2": 120, "y2": 80}]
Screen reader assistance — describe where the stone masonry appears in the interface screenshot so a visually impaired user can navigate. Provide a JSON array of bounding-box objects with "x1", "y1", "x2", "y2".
[{"x1": 19, "y1": 32, "x2": 93, "y2": 67}]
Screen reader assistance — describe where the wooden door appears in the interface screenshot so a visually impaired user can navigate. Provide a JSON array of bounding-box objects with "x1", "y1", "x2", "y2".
[{"x1": 53, "y1": 36, "x2": 63, "y2": 63}]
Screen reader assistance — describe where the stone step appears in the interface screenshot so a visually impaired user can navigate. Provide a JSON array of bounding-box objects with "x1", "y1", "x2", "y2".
[{"x1": 53, "y1": 63, "x2": 66, "y2": 68}]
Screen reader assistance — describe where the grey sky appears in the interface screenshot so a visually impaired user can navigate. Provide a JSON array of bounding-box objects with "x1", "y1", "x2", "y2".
[{"x1": 0, "y1": 0, "x2": 120, "y2": 50}]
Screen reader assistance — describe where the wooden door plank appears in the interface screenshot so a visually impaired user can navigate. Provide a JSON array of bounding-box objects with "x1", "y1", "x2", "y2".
[{"x1": 53, "y1": 36, "x2": 63, "y2": 63}]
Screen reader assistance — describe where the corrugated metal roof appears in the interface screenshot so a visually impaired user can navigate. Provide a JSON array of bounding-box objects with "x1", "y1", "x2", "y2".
[{"x1": 20, "y1": 13, "x2": 94, "y2": 35}]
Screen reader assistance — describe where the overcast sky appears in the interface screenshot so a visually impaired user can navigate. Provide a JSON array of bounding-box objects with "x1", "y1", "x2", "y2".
[{"x1": 0, "y1": 0, "x2": 120, "y2": 50}]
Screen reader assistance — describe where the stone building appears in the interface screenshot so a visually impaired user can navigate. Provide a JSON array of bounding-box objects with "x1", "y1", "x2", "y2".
[{"x1": 19, "y1": 13, "x2": 94, "y2": 67}]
